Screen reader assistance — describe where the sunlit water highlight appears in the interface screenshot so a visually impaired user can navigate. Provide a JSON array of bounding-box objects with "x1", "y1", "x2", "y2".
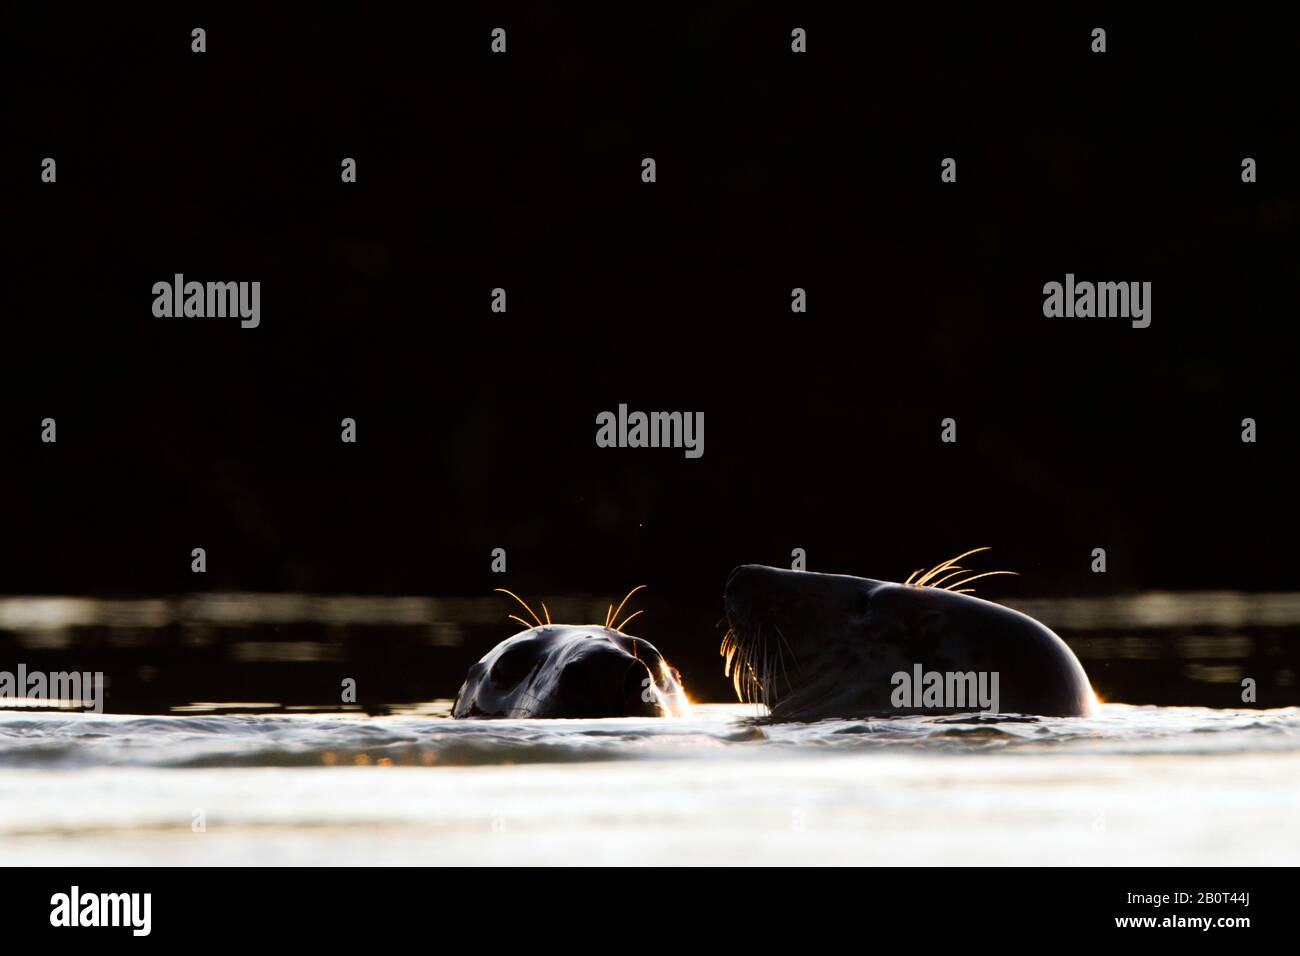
[{"x1": 2, "y1": 703, "x2": 1297, "y2": 865}]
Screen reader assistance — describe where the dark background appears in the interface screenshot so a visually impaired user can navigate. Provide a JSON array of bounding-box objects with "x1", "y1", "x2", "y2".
[{"x1": 2, "y1": 3, "x2": 1295, "y2": 707}]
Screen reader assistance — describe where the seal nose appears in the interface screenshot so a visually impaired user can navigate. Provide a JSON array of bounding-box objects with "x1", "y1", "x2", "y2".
[
  {"x1": 725, "y1": 564, "x2": 781, "y2": 620},
  {"x1": 560, "y1": 646, "x2": 661, "y2": 717},
  {"x1": 620, "y1": 659, "x2": 661, "y2": 715},
  {"x1": 724, "y1": 564, "x2": 757, "y2": 604}
]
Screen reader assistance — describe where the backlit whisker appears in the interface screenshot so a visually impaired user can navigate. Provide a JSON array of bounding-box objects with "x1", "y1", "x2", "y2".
[
  {"x1": 608, "y1": 585, "x2": 646, "y2": 632},
  {"x1": 942, "y1": 570, "x2": 1018, "y2": 591},
  {"x1": 494, "y1": 588, "x2": 544, "y2": 627},
  {"x1": 914, "y1": 547, "x2": 990, "y2": 587},
  {"x1": 927, "y1": 567, "x2": 968, "y2": 589},
  {"x1": 615, "y1": 609, "x2": 645, "y2": 631}
]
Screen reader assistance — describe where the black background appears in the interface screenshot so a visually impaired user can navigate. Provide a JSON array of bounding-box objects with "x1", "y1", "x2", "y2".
[
  {"x1": 5, "y1": 866, "x2": 1272, "y2": 938},
  {"x1": 3, "y1": 3, "x2": 1296, "y2": 704}
]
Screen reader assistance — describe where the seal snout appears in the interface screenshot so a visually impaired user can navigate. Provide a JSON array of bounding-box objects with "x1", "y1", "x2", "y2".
[
  {"x1": 558, "y1": 643, "x2": 662, "y2": 718},
  {"x1": 724, "y1": 564, "x2": 781, "y2": 622}
]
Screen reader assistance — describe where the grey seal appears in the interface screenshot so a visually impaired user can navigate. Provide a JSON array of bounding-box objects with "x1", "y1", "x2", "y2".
[{"x1": 722, "y1": 550, "x2": 1095, "y2": 719}]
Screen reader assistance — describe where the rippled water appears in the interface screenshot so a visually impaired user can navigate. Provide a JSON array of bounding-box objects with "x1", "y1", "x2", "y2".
[{"x1": 2, "y1": 703, "x2": 1298, "y2": 865}]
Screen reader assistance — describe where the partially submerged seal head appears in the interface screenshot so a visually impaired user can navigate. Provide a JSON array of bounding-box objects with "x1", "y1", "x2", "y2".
[
  {"x1": 722, "y1": 550, "x2": 1095, "y2": 720},
  {"x1": 453, "y1": 587, "x2": 689, "y2": 718}
]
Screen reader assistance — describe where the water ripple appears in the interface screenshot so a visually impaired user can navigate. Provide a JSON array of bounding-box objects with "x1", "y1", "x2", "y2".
[{"x1": 0, "y1": 703, "x2": 1297, "y2": 768}]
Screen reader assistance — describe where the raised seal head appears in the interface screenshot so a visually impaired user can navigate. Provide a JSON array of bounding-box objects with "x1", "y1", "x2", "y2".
[
  {"x1": 453, "y1": 587, "x2": 688, "y2": 718},
  {"x1": 722, "y1": 552, "x2": 1094, "y2": 720}
]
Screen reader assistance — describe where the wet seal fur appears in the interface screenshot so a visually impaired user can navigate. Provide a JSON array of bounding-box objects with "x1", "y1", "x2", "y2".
[
  {"x1": 453, "y1": 588, "x2": 687, "y2": 718},
  {"x1": 722, "y1": 553, "x2": 1094, "y2": 720}
]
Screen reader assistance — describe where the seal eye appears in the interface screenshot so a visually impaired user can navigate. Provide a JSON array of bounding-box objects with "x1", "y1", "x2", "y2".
[{"x1": 489, "y1": 645, "x2": 535, "y2": 687}]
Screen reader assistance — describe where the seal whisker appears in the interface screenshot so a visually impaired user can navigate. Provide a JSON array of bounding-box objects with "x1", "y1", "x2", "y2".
[
  {"x1": 717, "y1": 632, "x2": 738, "y2": 676},
  {"x1": 772, "y1": 626, "x2": 791, "y2": 696},
  {"x1": 757, "y1": 630, "x2": 768, "y2": 703},
  {"x1": 741, "y1": 624, "x2": 759, "y2": 703},
  {"x1": 941, "y1": 570, "x2": 1018, "y2": 592},
  {"x1": 541, "y1": 602, "x2": 551, "y2": 625},
  {"x1": 772, "y1": 622, "x2": 800, "y2": 667},
  {"x1": 926, "y1": 567, "x2": 968, "y2": 589},
  {"x1": 759, "y1": 647, "x2": 769, "y2": 707},
  {"x1": 913, "y1": 556, "x2": 959, "y2": 586},
  {"x1": 911, "y1": 564, "x2": 945, "y2": 587},
  {"x1": 494, "y1": 588, "x2": 544, "y2": 627},
  {"x1": 615, "y1": 609, "x2": 645, "y2": 631},
  {"x1": 775, "y1": 625, "x2": 801, "y2": 695},
  {"x1": 507, "y1": 614, "x2": 535, "y2": 630},
  {"x1": 721, "y1": 629, "x2": 739, "y2": 677},
  {"x1": 743, "y1": 630, "x2": 752, "y2": 692},
  {"x1": 608, "y1": 585, "x2": 647, "y2": 632},
  {"x1": 913, "y1": 547, "x2": 991, "y2": 587},
  {"x1": 722, "y1": 615, "x2": 787, "y2": 708}
]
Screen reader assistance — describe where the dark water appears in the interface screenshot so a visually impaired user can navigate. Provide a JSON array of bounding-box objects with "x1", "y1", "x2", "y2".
[{"x1": 2, "y1": 592, "x2": 1297, "y2": 713}]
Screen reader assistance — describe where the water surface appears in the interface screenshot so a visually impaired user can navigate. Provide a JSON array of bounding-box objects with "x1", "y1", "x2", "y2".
[{"x1": 2, "y1": 703, "x2": 1296, "y2": 865}]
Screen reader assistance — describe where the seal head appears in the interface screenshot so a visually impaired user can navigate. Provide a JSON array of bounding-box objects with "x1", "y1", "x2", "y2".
[
  {"x1": 453, "y1": 625, "x2": 687, "y2": 718},
  {"x1": 723, "y1": 563, "x2": 1094, "y2": 720}
]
